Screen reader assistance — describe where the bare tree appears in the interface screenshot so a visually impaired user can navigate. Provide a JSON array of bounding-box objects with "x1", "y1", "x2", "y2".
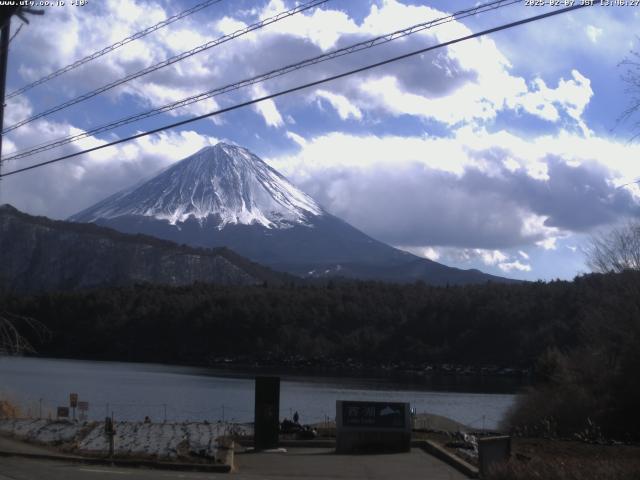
[
  {"x1": 0, "y1": 311, "x2": 50, "y2": 355},
  {"x1": 586, "y1": 221, "x2": 640, "y2": 273},
  {"x1": 619, "y1": 46, "x2": 640, "y2": 139}
]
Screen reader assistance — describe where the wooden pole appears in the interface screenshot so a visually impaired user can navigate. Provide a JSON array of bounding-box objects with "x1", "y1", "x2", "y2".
[{"x1": 0, "y1": 18, "x2": 11, "y2": 187}]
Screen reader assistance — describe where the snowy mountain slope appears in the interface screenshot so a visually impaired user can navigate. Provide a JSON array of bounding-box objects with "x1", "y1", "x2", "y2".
[
  {"x1": 71, "y1": 142, "x2": 515, "y2": 285},
  {"x1": 71, "y1": 143, "x2": 322, "y2": 228}
]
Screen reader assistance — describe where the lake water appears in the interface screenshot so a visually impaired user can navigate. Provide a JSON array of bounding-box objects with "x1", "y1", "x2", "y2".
[{"x1": 0, "y1": 357, "x2": 517, "y2": 430}]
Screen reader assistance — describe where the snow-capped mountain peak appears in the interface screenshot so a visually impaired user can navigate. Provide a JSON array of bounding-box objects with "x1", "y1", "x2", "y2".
[{"x1": 70, "y1": 143, "x2": 323, "y2": 229}]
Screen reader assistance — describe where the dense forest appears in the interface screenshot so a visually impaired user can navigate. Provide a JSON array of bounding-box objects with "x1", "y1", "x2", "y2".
[
  {"x1": 3, "y1": 270, "x2": 640, "y2": 438},
  {"x1": 0, "y1": 271, "x2": 636, "y2": 369}
]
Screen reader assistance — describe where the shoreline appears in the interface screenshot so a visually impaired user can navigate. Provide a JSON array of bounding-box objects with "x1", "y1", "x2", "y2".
[{"x1": 15, "y1": 354, "x2": 531, "y2": 395}]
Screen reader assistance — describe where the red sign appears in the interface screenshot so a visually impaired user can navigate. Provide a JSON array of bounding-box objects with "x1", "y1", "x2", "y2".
[{"x1": 78, "y1": 401, "x2": 89, "y2": 411}]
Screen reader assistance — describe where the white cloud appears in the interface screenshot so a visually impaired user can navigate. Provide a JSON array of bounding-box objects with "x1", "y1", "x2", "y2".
[
  {"x1": 400, "y1": 246, "x2": 441, "y2": 261},
  {"x1": 359, "y1": 75, "x2": 501, "y2": 125},
  {"x1": 216, "y1": 17, "x2": 249, "y2": 36},
  {"x1": 270, "y1": 131, "x2": 470, "y2": 176},
  {"x1": 6, "y1": 0, "x2": 603, "y2": 144},
  {"x1": 299, "y1": 0, "x2": 594, "y2": 132},
  {"x1": 421, "y1": 247, "x2": 441, "y2": 261},
  {"x1": 398, "y1": 245, "x2": 533, "y2": 276},
  {"x1": 269, "y1": 124, "x2": 640, "y2": 253},
  {"x1": 252, "y1": 85, "x2": 284, "y2": 128},
  {"x1": 254, "y1": 99, "x2": 284, "y2": 128},
  {"x1": 510, "y1": 70, "x2": 593, "y2": 135},
  {"x1": 537, "y1": 237, "x2": 558, "y2": 251},
  {"x1": 586, "y1": 25, "x2": 603, "y2": 44},
  {"x1": 477, "y1": 249, "x2": 509, "y2": 266},
  {"x1": 257, "y1": 0, "x2": 359, "y2": 50},
  {"x1": 272, "y1": 124, "x2": 640, "y2": 193},
  {"x1": 316, "y1": 90, "x2": 362, "y2": 120},
  {"x1": 285, "y1": 131, "x2": 307, "y2": 147},
  {"x1": 499, "y1": 260, "x2": 532, "y2": 272},
  {"x1": 521, "y1": 215, "x2": 561, "y2": 246},
  {"x1": 3, "y1": 95, "x2": 34, "y2": 129}
]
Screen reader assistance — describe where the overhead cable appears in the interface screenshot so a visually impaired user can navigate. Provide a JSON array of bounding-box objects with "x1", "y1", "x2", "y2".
[
  {"x1": 0, "y1": 3, "x2": 593, "y2": 178},
  {"x1": 2, "y1": 0, "x2": 329, "y2": 134},
  {"x1": 5, "y1": 0, "x2": 224, "y2": 99},
  {"x1": 3, "y1": 0, "x2": 520, "y2": 163}
]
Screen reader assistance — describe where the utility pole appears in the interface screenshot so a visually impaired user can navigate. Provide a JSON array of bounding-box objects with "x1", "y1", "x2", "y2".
[
  {"x1": 0, "y1": 6, "x2": 44, "y2": 189},
  {"x1": 0, "y1": 17, "x2": 10, "y2": 182}
]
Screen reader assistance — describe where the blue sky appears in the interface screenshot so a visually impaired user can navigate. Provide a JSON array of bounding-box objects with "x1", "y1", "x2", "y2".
[{"x1": 1, "y1": 0, "x2": 640, "y2": 281}]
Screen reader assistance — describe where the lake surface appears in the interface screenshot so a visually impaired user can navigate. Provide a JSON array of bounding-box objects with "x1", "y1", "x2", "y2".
[{"x1": 0, "y1": 357, "x2": 516, "y2": 430}]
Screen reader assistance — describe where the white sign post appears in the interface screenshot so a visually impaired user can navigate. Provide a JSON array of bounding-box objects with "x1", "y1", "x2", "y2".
[{"x1": 78, "y1": 401, "x2": 89, "y2": 422}]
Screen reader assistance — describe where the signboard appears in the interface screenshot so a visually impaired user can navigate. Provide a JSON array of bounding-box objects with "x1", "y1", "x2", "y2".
[
  {"x1": 341, "y1": 401, "x2": 407, "y2": 429},
  {"x1": 78, "y1": 401, "x2": 89, "y2": 411},
  {"x1": 336, "y1": 400, "x2": 411, "y2": 453},
  {"x1": 69, "y1": 393, "x2": 78, "y2": 408},
  {"x1": 57, "y1": 407, "x2": 69, "y2": 418}
]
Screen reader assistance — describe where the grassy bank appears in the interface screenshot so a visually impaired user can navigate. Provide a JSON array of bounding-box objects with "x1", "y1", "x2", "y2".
[{"x1": 489, "y1": 438, "x2": 640, "y2": 480}]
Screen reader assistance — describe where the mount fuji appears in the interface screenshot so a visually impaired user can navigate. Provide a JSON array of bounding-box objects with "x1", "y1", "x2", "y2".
[{"x1": 70, "y1": 143, "x2": 512, "y2": 285}]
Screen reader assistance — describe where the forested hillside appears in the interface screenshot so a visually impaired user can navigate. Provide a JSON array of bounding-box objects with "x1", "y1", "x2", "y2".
[
  {"x1": 3, "y1": 271, "x2": 638, "y2": 371},
  {"x1": 4, "y1": 270, "x2": 640, "y2": 438}
]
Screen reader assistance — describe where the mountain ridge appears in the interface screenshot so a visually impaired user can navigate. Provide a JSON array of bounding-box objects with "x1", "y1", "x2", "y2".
[
  {"x1": 70, "y1": 143, "x2": 516, "y2": 285},
  {"x1": 0, "y1": 204, "x2": 291, "y2": 292}
]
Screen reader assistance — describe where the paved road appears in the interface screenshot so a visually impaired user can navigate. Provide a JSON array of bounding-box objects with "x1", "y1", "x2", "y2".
[
  {"x1": 0, "y1": 448, "x2": 467, "y2": 480},
  {"x1": 0, "y1": 457, "x2": 221, "y2": 480},
  {"x1": 236, "y1": 447, "x2": 467, "y2": 479}
]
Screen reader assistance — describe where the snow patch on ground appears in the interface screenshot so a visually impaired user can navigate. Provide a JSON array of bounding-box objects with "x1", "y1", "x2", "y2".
[
  {"x1": 0, "y1": 419, "x2": 79, "y2": 444},
  {"x1": 0, "y1": 418, "x2": 251, "y2": 460}
]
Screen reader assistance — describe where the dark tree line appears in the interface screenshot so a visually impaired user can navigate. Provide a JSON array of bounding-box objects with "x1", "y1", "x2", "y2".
[
  {"x1": 2, "y1": 270, "x2": 640, "y2": 438},
  {"x1": 0, "y1": 271, "x2": 637, "y2": 370}
]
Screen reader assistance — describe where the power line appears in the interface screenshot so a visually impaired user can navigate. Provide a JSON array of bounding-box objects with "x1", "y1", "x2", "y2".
[
  {"x1": 5, "y1": 0, "x2": 224, "y2": 100},
  {"x1": 3, "y1": 0, "x2": 517, "y2": 161},
  {"x1": 616, "y1": 178, "x2": 640, "y2": 189},
  {"x1": 0, "y1": 3, "x2": 593, "y2": 179},
  {"x1": 2, "y1": 0, "x2": 329, "y2": 134},
  {"x1": 8, "y1": 23, "x2": 23, "y2": 45},
  {"x1": 2, "y1": 0, "x2": 521, "y2": 163}
]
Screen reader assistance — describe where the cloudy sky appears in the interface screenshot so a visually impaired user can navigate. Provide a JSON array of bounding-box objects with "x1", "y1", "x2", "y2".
[{"x1": 1, "y1": 0, "x2": 639, "y2": 280}]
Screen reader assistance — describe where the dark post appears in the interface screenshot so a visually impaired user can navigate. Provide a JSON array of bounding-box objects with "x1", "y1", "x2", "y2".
[
  {"x1": 69, "y1": 393, "x2": 78, "y2": 421},
  {"x1": 104, "y1": 416, "x2": 115, "y2": 459},
  {"x1": 254, "y1": 376, "x2": 280, "y2": 450},
  {"x1": 0, "y1": 18, "x2": 11, "y2": 177}
]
